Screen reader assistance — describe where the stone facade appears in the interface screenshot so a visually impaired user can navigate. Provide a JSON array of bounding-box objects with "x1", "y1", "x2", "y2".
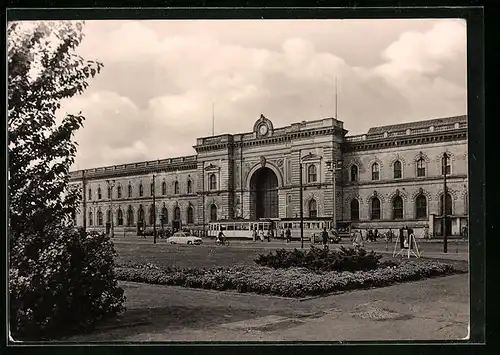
[{"x1": 69, "y1": 114, "x2": 468, "y2": 237}]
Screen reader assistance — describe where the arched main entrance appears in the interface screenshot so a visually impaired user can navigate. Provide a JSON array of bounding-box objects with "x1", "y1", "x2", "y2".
[{"x1": 250, "y1": 167, "x2": 278, "y2": 219}]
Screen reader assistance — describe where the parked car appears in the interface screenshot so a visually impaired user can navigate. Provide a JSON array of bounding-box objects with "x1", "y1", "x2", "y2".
[{"x1": 166, "y1": 232, "x2": 203, "y2": 245}]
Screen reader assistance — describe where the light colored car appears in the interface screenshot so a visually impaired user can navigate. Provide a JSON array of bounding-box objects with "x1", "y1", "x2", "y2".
[{"x1": 166, "y1": 232, "x2": 203, "y2": 245}]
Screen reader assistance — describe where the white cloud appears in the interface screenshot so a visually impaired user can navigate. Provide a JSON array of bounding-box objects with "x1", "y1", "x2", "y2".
[{"x1": 39, "y1": 19, "x2": 468, "y2": 169}]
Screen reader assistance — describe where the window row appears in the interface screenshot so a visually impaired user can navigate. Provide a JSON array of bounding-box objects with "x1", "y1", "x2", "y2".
[
  {"x1": 88, "y1": 204, "x2": 196, "y2": 226},
  {"x1": 87, "y1": 179, "x2": 199, "y2": 200},
  {"x1": 349, "y1": 155, "x2": 452, "y2": 182},
  {"x1": 348, "y1": 193, "x2": 453, "y2": 221},
  {"x1": 87, "y1": 202, "x2": 224, "y2": 226}
]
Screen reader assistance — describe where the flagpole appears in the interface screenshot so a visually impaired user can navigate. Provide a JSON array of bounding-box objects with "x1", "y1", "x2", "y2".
[
  {"x1": 335, "y1": 76, "x2": 338, "y2": 119},
  {"x1": 212, "y1": 101, "x2": 215, "y2": 136}
]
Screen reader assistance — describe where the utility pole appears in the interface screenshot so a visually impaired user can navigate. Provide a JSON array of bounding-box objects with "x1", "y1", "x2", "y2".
[
  {"x1": 443, "y1": 152, "x2": 448, "y2": 253},
  {"x1": 327, "y1": 160, "x2": 342, "y2": 231},
  {"x1": 106, "y1": 179, "x2": 115, "y2": 238},
  {"x1": 82, "y1": 170, "x2": 87, "y2": 234},
  {"x1": 299, "y1": 161, "x2": 304, "y2": 249},
  {"x1": 152, "y1": 173, "x2": 157, "y2": 244},
  {"x1": 333, "y1": 163, "x2": 337, "y2": 230}
]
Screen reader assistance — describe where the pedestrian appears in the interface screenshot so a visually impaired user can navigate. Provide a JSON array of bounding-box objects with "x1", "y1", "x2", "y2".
[
  {"x1": 280, "y1": 229, "x2": 285, "y2": 240},
  {"x1": 367, "y1": 229, "x2": 373, "y2": 242},
  {"x1": 259, "y1": 229, "x2": 264, "y2": 242},
  {"x1": 285, "y1": 227, "x2": 291, "y2": 243},
  {"x1": 253, "y1": 228, "x2": 257, "y2": 242},
  {"x1": 353, "y1": 230, "x2": 364, "y2": 248},
  {"x1": 268, "y1": 229, "x2": 273, "y2": 242},
  {"x1": 321, "y1": 227, "x2": 329, "y2": 250},
  {"x1": 374, "y1": 228, "x2": 379, "y2": 242}
]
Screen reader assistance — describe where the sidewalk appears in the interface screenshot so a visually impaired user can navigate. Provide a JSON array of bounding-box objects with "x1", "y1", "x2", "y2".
[{"x1": 65, "y1": 273, "x2": 469, "y2": 342}]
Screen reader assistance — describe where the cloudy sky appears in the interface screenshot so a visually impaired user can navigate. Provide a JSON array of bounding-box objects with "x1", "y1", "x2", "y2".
[{"x1": 53, "y1": 19, "x2": 466, "y2": 170}]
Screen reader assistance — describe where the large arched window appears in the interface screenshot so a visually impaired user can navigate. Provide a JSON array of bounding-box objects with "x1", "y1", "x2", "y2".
[
  {"x1": 415, "y1": 194, "x2": 427, "y2": 219},
  {"x1": 117, "y1": 185, "x2": 122, "y2": 198},
  {"x1": 97, "y1": 187, "x2": 102, "y2": 200},
  {"x1": 139, "y1": 183, "x2": 144, "y2": 197},
  {"x1": 174, "y1": 181, "x2": 180, "y2": 195},
  {"x1": 107, "y1": 186, "x2": 112, "y2": 199},
  {"x1": 350, "y1": 165, "x2": 358, "y2": 182},
  {"x1": 371, "y1": 163, "x2": 380, "y2": 181},
  {"x1": 416, "y1": 158, "x2": 426, "y2": 177},
  {"x1": 88, "y1": 188, "x2": 92, "y2": 200},
  {"x1": 308, "y1": 199, "x2": 317, "y2": 218},
  {"x1": 209, "y1": 174, "x2": 217, "y2": 190},
  {"x1": 89, "y1": 211, "x2": 93, "y2": 226},
  {"x1": 106, "y1": 210, "x2": 111, "y2": 223},
  {"x1": 187, "y1": 206, "x2": 194, "y2": 224},
  {"x1": 440, "y1": 193, "x2": 453, "y2": 216},
  {"x1": 138, "y1": 205, "x2": 145, "y2": 223},
  {"x1": 149, "y1": 205, "x2": 156, "y2": 226},
  {"x1": 210, "y1": 204, "x2": 217, "y2": 221},
  {"x1": 127, "y1": 206, "x2": 134, "y2": 226},
  {"x1": 187, "y1": 179, "x2": 192, "y2": 194},
  {"x1": 162, "y1": 181, "x2": 167, "y2": 195},
  {"x1": 393, "y1": 160, "x2": 402, "y2": 179},
  {"x1": 150, "y1": 182, "x2": 154, "y2": 196},
  {"x1": 350, "y1": 199, "x2": 360, "y2": 221},
  {"x1": 392, "y1": 196, "x2": 403, "y2": 219},
  {"x1": 161, "y1": 206, "x2": 168, "y2": 224},
  {"x1": 128, "y1": 184, "x2": 132, "y2": 197},
  {"x1": 97, "y1": 210, "x2": 103, "y2": 225},
  {"x1": 308, "y1": 165, "x2": 317, "y2": 183},
  {"x1": 174, "y1": 206, "x2": 181, "y2": 220},
  {"x1": 370, "y1": 197, "x2": 381, "y2": 220},
  {"x1": 117, "y1": 208, "x2": 124, "y2": 226}
]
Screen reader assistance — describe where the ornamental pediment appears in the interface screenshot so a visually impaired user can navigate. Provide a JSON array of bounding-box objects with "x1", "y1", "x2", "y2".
[
  {"x1": 204, "y1": 163, "x2": 220, "y2": 171},
  {"x1": 301, "y1": 152, "x2": 320, "y2": 162}
]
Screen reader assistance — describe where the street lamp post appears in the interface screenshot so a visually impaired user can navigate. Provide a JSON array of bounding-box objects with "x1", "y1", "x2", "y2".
[
  {"x1": 442, "y1": 152, "x2": 448, "y2": 253},
  {"x1": 327, "y1": 160, "x2": 343, "y2": 231},
  {"x1": 106, "y1": 179, "x2": 115, "y2": 238},
  {"x1": 152, "y1": 173, "x2": 157, "y2": 244},
  {"x1": 299, "y1": 161, "x2": 304, "y2": 249},
  {"x1": 82, "y1": 170, "x2": 87, "y2": 234}
]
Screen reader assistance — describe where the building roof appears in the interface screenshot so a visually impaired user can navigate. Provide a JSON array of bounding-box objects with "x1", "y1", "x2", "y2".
[{"x1": 366, "y1": 115, "x2": 467, "y2": 135}]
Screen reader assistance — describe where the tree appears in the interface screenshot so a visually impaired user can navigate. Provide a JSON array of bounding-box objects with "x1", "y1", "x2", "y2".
[{"x1": 8, "y1": 20, "x2": 125, "y2": 340}]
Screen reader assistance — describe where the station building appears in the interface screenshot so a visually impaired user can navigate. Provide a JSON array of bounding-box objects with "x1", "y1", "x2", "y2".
[{"x1": 69, "y1": 114, "x2": 468, "y2": 238}]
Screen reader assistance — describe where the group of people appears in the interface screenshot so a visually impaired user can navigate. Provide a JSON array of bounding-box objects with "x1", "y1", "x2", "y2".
[{"x1": 252, "y1": 228, "x2": 274, "y2": 242}]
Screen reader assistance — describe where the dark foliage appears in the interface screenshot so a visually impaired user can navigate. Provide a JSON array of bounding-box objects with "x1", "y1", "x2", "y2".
[
  {"x1": 254, "y1": 246, "x2": 383, "y2": 272},
  {"x1": 8, "y1": 21, "x2": 124, "y2": 340}
]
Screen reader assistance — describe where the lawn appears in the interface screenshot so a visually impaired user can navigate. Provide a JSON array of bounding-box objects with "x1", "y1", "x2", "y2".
[
  {"x1": 114, "y1": 242, "x2": 468, "y2": 272},
  {"x1": 113, "y1": 243, "x2": 467, "y2": 299}
]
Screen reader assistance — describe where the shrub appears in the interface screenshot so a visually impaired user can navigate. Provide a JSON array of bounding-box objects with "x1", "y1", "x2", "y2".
[
  {"x1": 255, "y1": 246, "x2": 382, "y2": 272},
  {"x1": 9, "y1": 229, "x2": 125, "y2": 340}
]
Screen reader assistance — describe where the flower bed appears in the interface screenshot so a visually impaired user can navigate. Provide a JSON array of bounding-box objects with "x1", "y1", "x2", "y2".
[{"x1": 115, "y1": 259, "x2": 460, "y2": 298}]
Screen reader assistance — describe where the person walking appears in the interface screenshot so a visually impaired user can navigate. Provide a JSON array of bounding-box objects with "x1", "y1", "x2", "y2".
[
  {"x1": 285, "y1": 227, "x2": 291, "y2": 243},
  {"x1": 259, "y1": 229, "x2": 264, "y2": 242},
  {"x1": 353, "y1": 230, "x2": 364, "y2": 249},
  {"x1": 321, "y1": 227, "x2": 329, "y2": 250}
]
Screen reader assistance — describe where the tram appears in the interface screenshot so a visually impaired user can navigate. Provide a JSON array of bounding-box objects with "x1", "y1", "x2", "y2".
[
  {"x1": 207, "y1": 218, "x2": 351, "y2": 241},
  {"x1": 207, "y1": 219, "x2": 276, "y2": 240}
]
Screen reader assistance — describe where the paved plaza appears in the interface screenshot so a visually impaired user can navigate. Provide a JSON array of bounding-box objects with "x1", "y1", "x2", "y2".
[
  {"x1": 60, "y1": 238, "x2": 469, "y2": 342},
  {"x1": 65, "y1": 273, "x2": 469, "y2": 342}
]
